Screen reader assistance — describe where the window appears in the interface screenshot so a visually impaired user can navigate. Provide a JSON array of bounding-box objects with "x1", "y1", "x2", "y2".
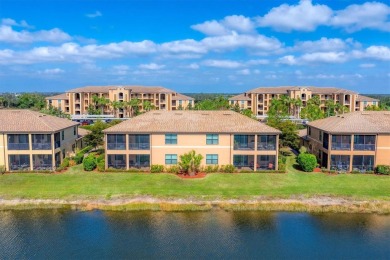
[
  {"x1": 165, "y1": 134, "x2": 177, "y2": 144},
  {"x1": 319, "y1": 131, "x2": 322, "y2": 141},
  {"x1": 179, "y1": 100, "x2": 182, "y2": 105},
  {"x1": 257, "y1": 135, "x2": 276, "y2": 150},
  {"x1": 62, "y1": 131, "x2": 65, "y2": 140},
  {"x1": 107, "y1": 134, "x2": 126, "y2": 150},
  {"x1": 206, "y1": 134, "x2": 219, "y2": 145},
  {"x1": 73, "y1": 127, "x2": 77, "y2": 136},
  {"x1": 165, "y1": 154, "x2": 177, "y2": 164},
  {"x1": 330, "y1": 155, "x2": 350, "y2": 171},
  {"x1": 308, "y1": 127, "x2": 311, "y2": 136},
  {"x1": 352, "y1": 155, "x2": 374, "y2": 171},
  {"x1": 354, "y1": 135, "x2": 375, "y2": 151},
  {"x1": 323, "y1": 132, "x2": 329, "y2": 150},
  {"x1": 206, "y1": 154, "x2": 218, "y2": 164},
  {"x1": 331, "y1": 135, "x2": 351, "y2": 150}
]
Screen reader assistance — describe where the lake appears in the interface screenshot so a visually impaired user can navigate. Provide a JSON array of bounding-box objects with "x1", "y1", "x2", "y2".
[{"x1": 0, "y1": 210, "x2": 389, "y2": 259}]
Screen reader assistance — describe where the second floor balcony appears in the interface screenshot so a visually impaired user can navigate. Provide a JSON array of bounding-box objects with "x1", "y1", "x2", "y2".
[
  {"x1": 8, "y1": 143, "x2": 29, "y2": 150},
  {"x1": 234, "y1": 135, "x2": 255, "y2": 150}
]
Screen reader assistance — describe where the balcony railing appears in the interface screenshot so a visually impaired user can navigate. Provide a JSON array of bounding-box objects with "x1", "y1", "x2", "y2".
[
  {"x1": 107, "y1": 143, "x2": 126, "y2": 150},
  {"x1": 33, "y1": 164, "x2": 53, "y2": 171},
  {"x1": 352, "y1": 165, "x2": 374, "y2": 172},
  {"x1": 234, "y1": 143, "x2": 255, "y2": 150},
  {"x1": 129, "y1": 162, "x2": 150, "y2": 168},
  {"x1": 129, "y1": 143, "x2": 150, "y2": 150},
  {"x1": 10, "y1": 164, "x2": 30, "y2": 171},
  {"x1": 108, "y1": 163, "x2": 126, "y2": 169},
  {"x1": 8, "y1": 143, "x2": 29, "y2": 150},
  {"x1": 257, "y1": 143, "x2": 276, "y2": 150},
  {"x1": 331, "y1": 143, "x2": 351, "y2": 150},
  {"x1": 32, "y1": 143, "x2": 52, "y2": 150},
  {"x1": 353, "y1": 144, "x2": 375, "y2": 151}
]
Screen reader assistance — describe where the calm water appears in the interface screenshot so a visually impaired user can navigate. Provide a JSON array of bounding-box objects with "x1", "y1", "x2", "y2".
[{"x1": 0, "y1": 210, "x2": 389, "y2": 259}]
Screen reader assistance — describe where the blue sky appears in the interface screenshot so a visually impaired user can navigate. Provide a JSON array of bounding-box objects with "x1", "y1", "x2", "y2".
[{"x1": 0, "y1": 0, "x2": 389, "y2": 93}]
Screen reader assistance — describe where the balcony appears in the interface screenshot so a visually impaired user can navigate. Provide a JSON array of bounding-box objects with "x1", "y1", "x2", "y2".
[
  {"x1": 107, "y1": 155, "x2": 126, "y2": 169},
  {"x1": 257, "y1": 135, "x2": 276, "y2": 150},
  {"x1": 257, "y1": 142, "x2": 276, "y2": 150},
  {"x1": 32, "y1": 143, "x2": 52, "y2": 150},
  {"x1": 107, "y1": 143, "x2": 126, "y2": 150},
  {"x1": 129, "y1": 155, "x2": 150, "y2": 169},
  {"x1": 129, "y1": 143, "x2": 150, "y2": 150},
  {"x1": 8, "y1": 143, "x2": 29, "y2": 150},
  {"x1": 354, "y1": 144, "x2": 375, "y2": 151},
  {"x1": 234, "y1": 142, "x2": 255, "y2": 150}
]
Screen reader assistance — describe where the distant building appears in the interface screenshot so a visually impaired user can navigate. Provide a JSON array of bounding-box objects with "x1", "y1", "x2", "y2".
[
  {"x1": 229, "y1": 86, "x2": 379, "y2": 117},
  {"x1": 46, "y1": 85, "x2": 194, "y2": 117},
  {"x1": 103, "y1": 110, "x2": 281, "y2": 171},
  {"x1": 0, "y1": 110, "x2": 82, "y2": 171},
  {"x1": 303, "y1": 111, "x2": 390, "y2": 172}
]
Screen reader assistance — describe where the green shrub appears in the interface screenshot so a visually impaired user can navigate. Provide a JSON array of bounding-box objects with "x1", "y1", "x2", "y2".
[
  {"x1": 278, "y1": 163, "x2": 286, "y2": 172},
  {"x1": 204, "y1": 165, "x2": 219, "y2": 173},
  {"x1": 165, "y1": 165, "x2": 180, "y2": 174},
  {"x1": 0, "y1": 165, "x2": 6, "y2": 174},
  {"x1": 279, "y1": 147, "x2": 292, "y2": 156},
  {"x1": 299, "y1": 146, "x2": 307, "y2": 154},
  {"x1": 96, "y1": 153, "x2": 105, "y2": 163},
  {"x1": 151, "y1": 164, "x2": 164, "y2": 173},
  {"x1": 60, "y1": 157, "x2": 70, "y2": 168},
  {"x1": 376, "y1": 165, "x2": 390, "y2": 175},
  {"x1": 55, "y1": 166, "x2": 65, "y2": 172},
  {"x1": 78, "y1": 145, "x2": 93, "y2": 155},
  {"x1": 97, "y1": 160, "x2": 105, "y2": 172},
  {"x1": 220, "y1": 164, "x2": 236, "y2": 173},
  {"x1": 83, "y1": 154, "x2": 97, "y2": 171},
  {"x1": 278, "y1": 154, "x2": 287, "y2": 164},
  {"x1": 178, "y1": 150, "x2": 203, "y2": 176},
  {"x1": 73, "y1": 154, "x2": 84, "y2": 164},
  {"x1": 297, "y1": 153, "x2": 317, "y2": 172}
]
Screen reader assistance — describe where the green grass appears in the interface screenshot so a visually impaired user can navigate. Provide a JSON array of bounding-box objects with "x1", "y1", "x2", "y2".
[{"x1": 0, "y1": 156, "x2": 389, "y2": 201}]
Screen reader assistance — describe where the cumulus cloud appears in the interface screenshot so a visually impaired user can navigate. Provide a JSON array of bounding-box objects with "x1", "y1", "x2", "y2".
[
  {"x1": 278, "y1": 55, "x2": 298, "y2": 65},
  {"x1": 293, "y1": 37, "x2": 350, "y2": 52},
  {"x1": 246, "y1": 59, "x2": 269, "y2": 65},
  {"x1": 38, "y1": 68, "x2": 65, "y2": 74},
  {"x1": 203, "y1": 59, "x2": 244, "y2": 68},
  {"x1": 257, "y1": 0, "x2": 332, "y2": 32},
  {"x1": 191, "y1": 15, "x2": 255, "y2": 36},
  {"x1": 1, "y1": 18, "x2": 32, "y2": 28},
  {"x1": 0, "y1": 25, "x2": 72, "y2": 43},
  {"x1": 330, "y1": 2, "x2": 390, "y2": 32},
  {"x1": 353, "y1": 46, "x2": 390, "y2": 60},
  {"x1": 139, "y1": 63, "x2": 165, "y2": 70},
  {"x1": 301, "y1": 51, "x2": 348, "y2": 63},
  {"x1": 86, "y1": 11, "x2": 102, "y2": 18}
]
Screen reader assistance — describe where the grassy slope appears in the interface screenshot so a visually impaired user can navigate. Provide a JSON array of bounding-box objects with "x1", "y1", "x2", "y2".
[{"x1": 0, "y1": 156, "x2": 389, "y2": 200}]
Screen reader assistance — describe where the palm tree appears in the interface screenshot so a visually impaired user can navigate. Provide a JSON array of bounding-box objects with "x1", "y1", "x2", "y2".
[
  {"x1": 111, "y1": 101, "x2": 124, "y2": 117},
  {"x1": 127, "y1": 98, "x2": 141, "y2": 117},
  {"x1": 142, "y1": 100, "x2": 155, "y2": 112},
  {"x1": 92, "y1": 95, "x2": 109, "y2": 114}
]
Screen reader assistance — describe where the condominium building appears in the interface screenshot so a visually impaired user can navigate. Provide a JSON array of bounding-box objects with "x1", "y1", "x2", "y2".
[
  {"x1": 46, "y1": 85, "x2": 194, "y2": 117},
  {"x1": 103, "y1": 110, "x2": 281, "y2": 171},
  {"x1": 0, "y1": 110, "x2": 81, "y2": 171},
  {"x1": 229, "y1": 86, "x2": 379, "y2": 117},
  {"x1": 303, "y1": 111, "x2": 390, "y2": 172}
]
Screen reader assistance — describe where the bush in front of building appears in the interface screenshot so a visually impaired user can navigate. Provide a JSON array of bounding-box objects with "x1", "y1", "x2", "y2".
[
  {"x1": 165, "y1": 165, "x2": 180, "y2": 174},
  {"x1": 151, "y1": 165, "x2": 165, "y2": 173},
  {"x1": 97, "y1": 160, "x2": 105, "y2": 172},
  {"x1": 376, "y1": 165, "x2": 390, "y2": 175},
  {"x1": 178, "y1": 150, "x2": 203, "y2": 176},
  {"x1": 61, "y1": 157, "x2": 70, "y2": 168},
  {"x1": 297, "y1": 153, "x2": 317, "y2": 172},
  {"x1": 83, "y1": 154, "x2": 97, "y2": 171},
  {"x1": 0, "y1": 165, "x2": 5, "y2": 174},
  {"x1": 219, "y1": 164, "x2": 236, "y2": 173},
  {"x1": 204, "y1": 165, "x2": 219, "y2": 173}
]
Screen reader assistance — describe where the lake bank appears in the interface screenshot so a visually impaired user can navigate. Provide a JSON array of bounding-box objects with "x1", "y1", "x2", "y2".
[{"x1": 1, "y1": 196, "x2": 389, "y2": 214}]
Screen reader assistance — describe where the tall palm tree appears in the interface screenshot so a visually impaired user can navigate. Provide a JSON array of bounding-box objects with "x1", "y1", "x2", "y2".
[
  {"x1": 111, "y1": 101, "x2": 124, "y2": 117},
  {"x1": 142, "y1": 100, "x2": 155, "y2": 112},
  {"x1": 127, "y1": 98, "x2": 141, "y2": 117}
]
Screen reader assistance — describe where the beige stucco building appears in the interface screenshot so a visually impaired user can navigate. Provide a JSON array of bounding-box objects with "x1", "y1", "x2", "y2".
[
  {"x1": 46, "y1": 85, "x2": 194, "y2": 117},
  {"x1": 103, "y1": 110, "x2": 281, "y2": 171},
  {"x1": 229, "y1": 86, "x2": 379, "y2": 117},
  {"x1": 303, "y1": 111, "x2": 390, "y2": 172},
  {"x1": 0, "y1": 110, "x2": 81, "y2": 171}
]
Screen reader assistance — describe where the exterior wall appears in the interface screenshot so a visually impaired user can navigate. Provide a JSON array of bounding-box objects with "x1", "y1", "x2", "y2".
[
  {"x1": 0, "y1": 126, "x2": 79, "y2": 171},
  {"x1": 105, "y1": 132, "x2": 279, "y2": 171},
  {"x1": 376, "y1": 134, "x2": 390, "y2": 165}
]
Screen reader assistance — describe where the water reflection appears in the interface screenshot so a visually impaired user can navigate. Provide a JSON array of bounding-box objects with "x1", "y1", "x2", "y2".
[{"x1": 0, "y1": 210, "x2": 389, "y2": 259}]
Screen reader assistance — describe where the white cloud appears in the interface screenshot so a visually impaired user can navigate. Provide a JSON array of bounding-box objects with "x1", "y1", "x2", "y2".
[
  {"x1": 1, "y1": 18, "x2": 32, "y2": 28},
  {"x1": 203, "y1": 59, "x2": 243, "y2": 68},
  {"x1": 278, "y1": 55, "x2": 298, "y2": 65},
  {"x1": 330, "y1": 2, "x2": 390, "y2": 32},
  {"x1": 160, "y1": 39, "x2": 206, "y2": 54},
  {"x1": 353, "y1": 46, "x2": 390, "y2": 61},
  {"x1": 0, "y1": 25, "x2": 72, "y2": 43},
  {"x1": 38, "y1": 68, "x2": 65, "y2": 74},
  {"x1": 359, "y1": 63, "x2": 376, "y2": 68},
  {"x1": 86, "y1": 11, "x2": 102, "y2": 18},
  {"x1": 237, "y1": 69, "x2": 251, "y2": 75},
  {"x1": 139, "y1": 63, "x2": 165, "y2": 70},
  {"x1": 246, "y1": 59, "x2": 269, "y2": 65},
  {"x1": 257, "y1": 0, "x2": 332, "y2": 32},
  {"x1": 293, "y1": 37, "x2": 349, "y2": 52},
  {"x1": 191, "y1": 15, "x2": 255, "y2": 36},
  {"x1": 186, "y1": 63, "x2": 199, "y2": 69},
  {"x1": 301, "y1": 52, "x2": 347, "y2": 63}
]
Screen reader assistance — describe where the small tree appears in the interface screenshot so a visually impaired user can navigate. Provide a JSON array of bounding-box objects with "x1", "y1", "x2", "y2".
[
  {"x1": 179, "y1": 150, "x2": 203, "y2": 176},
  {"x1": 83, "y1": 154, "x2": 97, "y2": 171},
  {"x1": 0, "y1": 165, "x2": 5, "y2": 174},
  {"x1": 83, "y1": 120, "x2": 106, "y2": 149},
  {"x1": 297, "y1": 153, "x2": 317, "y2": 172}
]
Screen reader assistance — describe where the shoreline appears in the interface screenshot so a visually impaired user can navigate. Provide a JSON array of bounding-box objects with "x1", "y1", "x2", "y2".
[{"x1": 1, "y1": 196, "x2": 389, "y2": 214}]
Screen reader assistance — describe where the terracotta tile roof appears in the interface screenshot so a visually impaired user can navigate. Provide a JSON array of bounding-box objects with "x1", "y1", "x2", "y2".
[
  {"x1": 172, "y1": 93, "x2": 194, "y2": 100},
  {"x1": 298, "y1": 128, "x2": 307, "y2": 138},
  {"x1": 0, "y1": 110, "x2": 79, "y2": 133},
  {"x1": 45, "y1": 93, "x2": 68, "y2": 100},
  {"x1": 228, "y1": 93, "x2": 251, "y2": 101},
  {"x1": 356, "y1": 95, "x2": 379, "y2": 102},
  {"x1": 307, "y1": 111, "x2": 390, "y2": 134},
  {"x1": 66, "y1": 85, "x2": 175, "y2": 94},
  {"x1": 246, "y1": 86, "x2": 358, "y2": 95},
  {"x1": 77, "y1": 128, "x2": 91, "y2": 137},
  {"x1": 103, "y1": 110, "x2": 281, "y2": 134}
]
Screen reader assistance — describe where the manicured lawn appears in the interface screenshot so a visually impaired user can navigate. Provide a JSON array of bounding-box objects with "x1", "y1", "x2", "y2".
[{"x1": 0, "y1": 156, "x2": 389, "y2": 200}]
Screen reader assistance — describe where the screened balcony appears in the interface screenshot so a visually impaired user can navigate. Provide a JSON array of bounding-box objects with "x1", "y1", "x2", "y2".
[
  {"x1": 32, "y1": 134, "x2": 52, "y2": 150},
  {"x1": 330, "y1": 155, "x2": 350, "y2": 171},
  {"x1": 352, "y1": 155, "x2": 374, "y2": 172},
  {"x1": 9, "y1": 155, "x2": 30, "y2": 171},
  {"x1": 234, "y1": 135, "x2": 255, "y2": 150},
  {"x1": 353, "y1": 135, "x2": 375, "y2": 151},
  {"x1": 331, "y1": 135, "x2": 351, "y2": 150},
  {"x1": 107, "y1": 134, "x2": 126, "y2": 150},
  {"x1": 257, "y1": 135, "x2": 276, "y2": 150},
  {"x1": 7, "y1": 134, "x2": 29, "y2": 150},
  {"x1": 129, "y1": 154, "x2": 150, "y2": 169},
  {"x1": 256, "y1": 155, "x2": 276, "y2": 170},
  {"x1": 107, "y1": 154, "x2": 126, "y2": 169},
  {"x1": 33, "y1": 154, "x2": 53, "y2": 170},
  {"x1": 233, "y1": 155, "x2": 254, "y2": 169},
  {"x1": 129, "y1": 134, "x2": 150, "y2": 150},
  {"x1": 54, "y1": 132, "x2": 61, "y2": 149}
]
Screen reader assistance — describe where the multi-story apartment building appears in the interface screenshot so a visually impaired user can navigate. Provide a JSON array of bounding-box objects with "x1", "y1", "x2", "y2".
[
  {"x1": 229, "y1": 86, "x2": 379, "y2": 117},
  {"x1": 0, "y1": 110, "x2": 81, "y2": 171},
  {"x1": 303, "y1": 111, "x2": 390, "y2": 172},
  {"x1": 46, "y1": 86, "x2": 194, "y2": 117},
  {"x1": 103, "y1": 110, "x2": 281, "y2": 171}
]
